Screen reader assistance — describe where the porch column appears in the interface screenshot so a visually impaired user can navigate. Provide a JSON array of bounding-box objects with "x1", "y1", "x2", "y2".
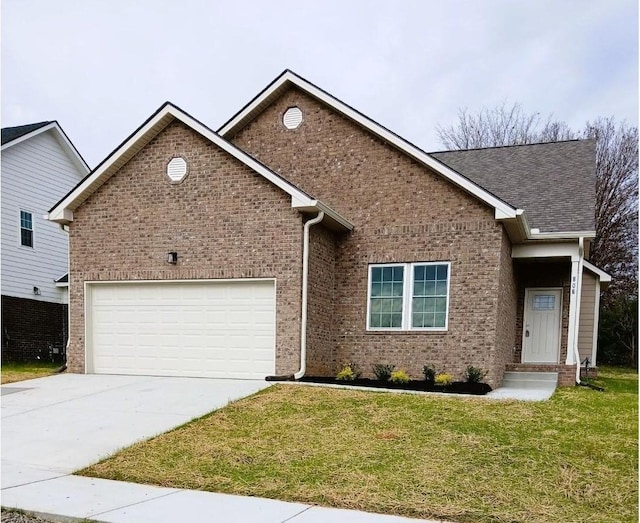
[{"x1": 566, "y1": 241, "x2": 585, "y2": 366}]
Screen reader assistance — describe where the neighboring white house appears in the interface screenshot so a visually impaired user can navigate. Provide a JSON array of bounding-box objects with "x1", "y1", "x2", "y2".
[{"x1": 1, "y1": 121, "x2": 89, "y2": 361}]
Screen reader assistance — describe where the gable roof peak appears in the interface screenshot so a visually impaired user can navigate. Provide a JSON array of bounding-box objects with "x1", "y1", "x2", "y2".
[{"x1": 1, "y1": 121, "x2": 54, "y2": 145}]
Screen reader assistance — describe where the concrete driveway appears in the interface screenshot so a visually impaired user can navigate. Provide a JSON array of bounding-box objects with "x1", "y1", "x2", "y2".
[{"x1": 1, "y1": 373, "x2": 270, "y2": 488}]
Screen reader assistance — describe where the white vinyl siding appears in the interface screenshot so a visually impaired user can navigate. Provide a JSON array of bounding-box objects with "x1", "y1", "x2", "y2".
[
  {"x1": 367, "y1": 262, "x2": 451, "y2": 331},
  {"x1": 1, "y1": 130, "x2": 86, "y2": 303},
  {"x1": 86, "y1": 280, "x2": 276, "y2": 379}
]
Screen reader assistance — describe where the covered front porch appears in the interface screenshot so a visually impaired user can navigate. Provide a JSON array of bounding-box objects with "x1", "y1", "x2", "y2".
[{"x1": 509, "y1": 242, "x2": 611, "y2": 387}]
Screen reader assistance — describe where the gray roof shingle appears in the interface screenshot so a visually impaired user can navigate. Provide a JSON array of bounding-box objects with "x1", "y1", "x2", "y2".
[
  {"x1": 430, "y1": 140, "x2": 596, "y2": 233},
  {"x1": 1, "y1": 121, "x2": 53, "y2": 145}
]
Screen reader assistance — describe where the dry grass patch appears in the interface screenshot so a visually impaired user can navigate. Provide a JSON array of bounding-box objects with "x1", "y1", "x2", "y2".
[
  {"x1": 1, "y1": 361, "x2": 60, "y2": 384},
  {"x1": 80, "y1": 367, "x2": 638, "y2": 523}
]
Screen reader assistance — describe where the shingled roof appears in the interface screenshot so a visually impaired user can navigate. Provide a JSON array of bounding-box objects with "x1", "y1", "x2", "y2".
[
  {"x1": 431, "y1": 139, "x2": 596, "y2": 233},
  {"x1": 1, "y1": 121, "x2": 53, "y2": 145}
]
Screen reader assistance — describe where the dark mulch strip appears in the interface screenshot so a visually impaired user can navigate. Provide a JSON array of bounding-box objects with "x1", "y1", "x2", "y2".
[{"x1": 299, "y1": 377, "x2": 492, "y2": 395}]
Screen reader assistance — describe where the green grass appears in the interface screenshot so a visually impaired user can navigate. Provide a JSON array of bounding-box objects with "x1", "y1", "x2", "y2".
[
  {"x1": 79, "y1": 366, "x2": 638, "y2": 523},
  {"x1": 1, "y1": 361, "x2": 60, "y2": 384}
]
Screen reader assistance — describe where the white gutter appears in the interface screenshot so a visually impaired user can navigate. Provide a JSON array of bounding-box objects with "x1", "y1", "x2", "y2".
[
  {"x1": 573, "y1": 237, "x2": 585, "y2": 384},
  {"x1": 294, "y1": 211, "x2": 325, "y2": 380}
]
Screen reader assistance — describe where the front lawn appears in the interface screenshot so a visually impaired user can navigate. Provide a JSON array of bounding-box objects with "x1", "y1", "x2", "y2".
[
  {"x1": 80, "y1": 367, "x2": 638, "y2": 523},
  {"x1": 1, "y1": 361, "x2": 60, "y2": 384}
]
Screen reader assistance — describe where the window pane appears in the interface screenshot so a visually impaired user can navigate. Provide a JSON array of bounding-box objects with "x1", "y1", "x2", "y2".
[
  {"x1": 414, "y1": 265, "x2": 425, "y2": 280},
  {"x1": 392, "y1": 298, "x2": 403, "y2": 313},
  {"x1": 370, "y1": 312, "x2": 381, "y2": 328},
  {"x1": 21, "y1": 229, "x2": 33, "y2": 247},
  {"x1": 425, "y1": 265, "x2": 436, "y2": 280},
  {"x1": 371, "y1": 267, "x2": 382, "y2": 283},
  {"x1": 424, "y1": 281, "x2": 436, "y2": 296},
  {"x1": 424, "y1": 298, "x2": 435, "y2": 313},
  {"x1": 371, "y1": 282, "x2": 382, "y2": 297},
  {"x1": 20, "y1": 211, "x2": 32, "y2": 229},
  {"x1": 382, "y1": 266, "x2": 393, "y2": 280},
  {"x1": 435, "y1": 297, "x2": 447, "y2": 313},
  {"x1": 392, "y1": 282, "x2": 404, "y2": 296},
  {"x1": 412, "y1": 312, "x2": 423, "y2": 328},
  {"x1": 370, "y1": 299, "x2": 382, "y2": 313},
  {"x1": 434, "y1": 313, "x2": 446, "y2": 328},
  {"x1": 382, "y1": 282, "x2": 392, "y2": 296},
  {"x1": 413, "y1": 297, "x2": 424, "y2": 313},
  {"x1": 436, "y1": 281, "x2": 448, "y2": 296},
  {"x1": 437, "y1": 265, "x2": 448, "y2": 280}
]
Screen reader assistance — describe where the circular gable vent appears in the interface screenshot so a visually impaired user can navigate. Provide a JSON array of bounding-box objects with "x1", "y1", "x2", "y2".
[
  {"x1": 283, "y1": 106, "x2": 303, "y2": 130},
  {"x1": 167, "y1": 157, "x2": 188, "y2": 183}
]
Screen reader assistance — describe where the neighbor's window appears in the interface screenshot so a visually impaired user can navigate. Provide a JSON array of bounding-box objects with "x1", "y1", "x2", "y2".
[
  {"x1": 20, "y1": 210, "x2": 33, "y2": 247},
  {"x1": 367, "y1": 262, "x2": 450, "y2": 331}
]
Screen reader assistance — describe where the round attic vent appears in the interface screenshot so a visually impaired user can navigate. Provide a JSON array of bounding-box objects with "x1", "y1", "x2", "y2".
[
  {"x1": 283, "y1": 106, "x2": 303, "y2": 130},
  {"x1": 167, "y1": 157, "x2": 187, "y2": 183}
]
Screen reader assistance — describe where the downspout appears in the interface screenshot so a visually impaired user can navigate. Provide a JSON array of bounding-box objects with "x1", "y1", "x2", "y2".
[
  {"x1": 294, "y1": 211, "x2": 325, "y2": 380},
  {"x1": 573, "y1": 237, "x2": 585, "y2": 384}
]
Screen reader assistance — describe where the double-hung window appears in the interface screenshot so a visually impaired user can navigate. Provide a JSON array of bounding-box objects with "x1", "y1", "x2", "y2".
[
  {"x1": 20, "y1": 210, "x2": 33, "y2": 248},
  {"x1": 367, "y1": 262, "x2": 450, "y2": 331}
]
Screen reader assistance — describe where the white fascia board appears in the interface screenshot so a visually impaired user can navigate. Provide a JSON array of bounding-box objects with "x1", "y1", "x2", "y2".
[
  {"x1": 512, "y1": 242, "x2": 580, "y2": 260},
  {"x1": 294, "y1": 199, "x2": 354, "y2": 231},
  {"x1": 530, "y1": 230, "x2": 596, "y2": 240},
  {"x1": 49, "y1": 103, "x2": 330, "y2": 226},
  {"x1": 583, "y1": 260, "x2": 612, "y2": 282},
  {"x1": 219, "y1": 71, "x2": 517, "y2": 219},
  {"x1": 1, "y1": 122, "x2": 57, "y2": 151},
  {"x1": 49, "y1": 107, "x2": 177, "y2": 223},
  {"x1": 2, "y1": 122, "x2": 90, "y2": 173}
]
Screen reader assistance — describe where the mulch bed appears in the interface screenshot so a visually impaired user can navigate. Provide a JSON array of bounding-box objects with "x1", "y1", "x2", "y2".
[{"x1": 299, "y1": 377, "x2": 492, "y2": 395}]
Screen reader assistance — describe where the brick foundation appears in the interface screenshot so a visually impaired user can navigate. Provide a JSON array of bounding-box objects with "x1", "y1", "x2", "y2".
[{"x1": 1, "y1": 295, "x2": 67, "y2": 362}]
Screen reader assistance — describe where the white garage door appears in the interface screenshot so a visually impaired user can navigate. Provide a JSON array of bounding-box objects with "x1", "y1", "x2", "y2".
[{"x1": 87, "y1": 280, "x2": 275, "y2": 379}]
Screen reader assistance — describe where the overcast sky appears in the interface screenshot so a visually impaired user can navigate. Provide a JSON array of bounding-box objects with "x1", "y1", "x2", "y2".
[{"x1": 2, "y1": 0, "x2": 638, "y2": 167}]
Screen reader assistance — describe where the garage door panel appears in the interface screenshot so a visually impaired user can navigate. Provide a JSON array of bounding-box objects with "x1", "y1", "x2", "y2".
[{"x1": 88, "y1": 281, "x2": 276, "y2": 379}]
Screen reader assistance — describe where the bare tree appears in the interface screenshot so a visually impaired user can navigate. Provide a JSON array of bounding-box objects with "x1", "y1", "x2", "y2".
[
  {"x1": 585, "y1": 118, "x2": 638, "y2": 303},
  {"x1": 437, "y1": 105, "x2": 638, "y2": 365},
  {"x1": 437, "y1": 102, "x2": 576, "y2": 149}
]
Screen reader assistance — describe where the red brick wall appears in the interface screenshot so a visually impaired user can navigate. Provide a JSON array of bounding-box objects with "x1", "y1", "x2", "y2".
[
  {"x1": 68, "y1": 120, "x2": 304, "y2": 374},
  {"x1": 232, "y1": 87, "x2": 507, "y2": 385},
  {"x1": 306, "y1": 224, "x2": 339, "y2": 375},
  {"x1": 492, "y1": 229, "x2": 518, "y2": 386}
]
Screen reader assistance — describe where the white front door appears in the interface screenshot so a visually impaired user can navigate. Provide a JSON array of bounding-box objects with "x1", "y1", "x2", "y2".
[{"x1": 522, "y1": 288, "x2": 562, "y2": 363}]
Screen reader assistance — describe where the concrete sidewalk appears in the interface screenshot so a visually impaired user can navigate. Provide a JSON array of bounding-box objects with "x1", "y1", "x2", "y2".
[{"x1": 1, "y1": 474, "x2": 447, "y2": 523}]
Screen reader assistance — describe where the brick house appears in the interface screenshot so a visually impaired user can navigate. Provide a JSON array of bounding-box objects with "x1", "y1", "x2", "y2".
[{"x1": 48, "y1": 71, "x2": 610, "y2": 387}]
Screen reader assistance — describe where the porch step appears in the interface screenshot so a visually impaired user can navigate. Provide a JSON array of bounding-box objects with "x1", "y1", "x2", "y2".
[{"x1": 502, "y1": 371, "x2": 558, "y2": 389}]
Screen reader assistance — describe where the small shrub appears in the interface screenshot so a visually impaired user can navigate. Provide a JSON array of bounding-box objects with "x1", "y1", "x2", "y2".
[
  {"x1": 435, "y1": 373, "x2": 454, "y2": 386},
  {"x1": 390, "y1": 369, "x2": 410, "y2": 384},
  {"x1": 423, "y1": 365, "x2": 436, "y2": 385},
  {"x1": 372, "y1": 363, "x2": 395, "y2": 382},
  {"x1": 465, "y1": 366, "x2": 488, "y2": 384},
  {"x1": 336, "y1": 362, "x2": 361, "y2": 381}
]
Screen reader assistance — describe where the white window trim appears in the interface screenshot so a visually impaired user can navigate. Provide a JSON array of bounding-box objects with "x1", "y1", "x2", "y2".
[
  {"x1": 366, "y1": 261, "x2": 451, "y2": 332},
  {"x1": 18, "y1": 209, "x2": 35, "y2": 249}
]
